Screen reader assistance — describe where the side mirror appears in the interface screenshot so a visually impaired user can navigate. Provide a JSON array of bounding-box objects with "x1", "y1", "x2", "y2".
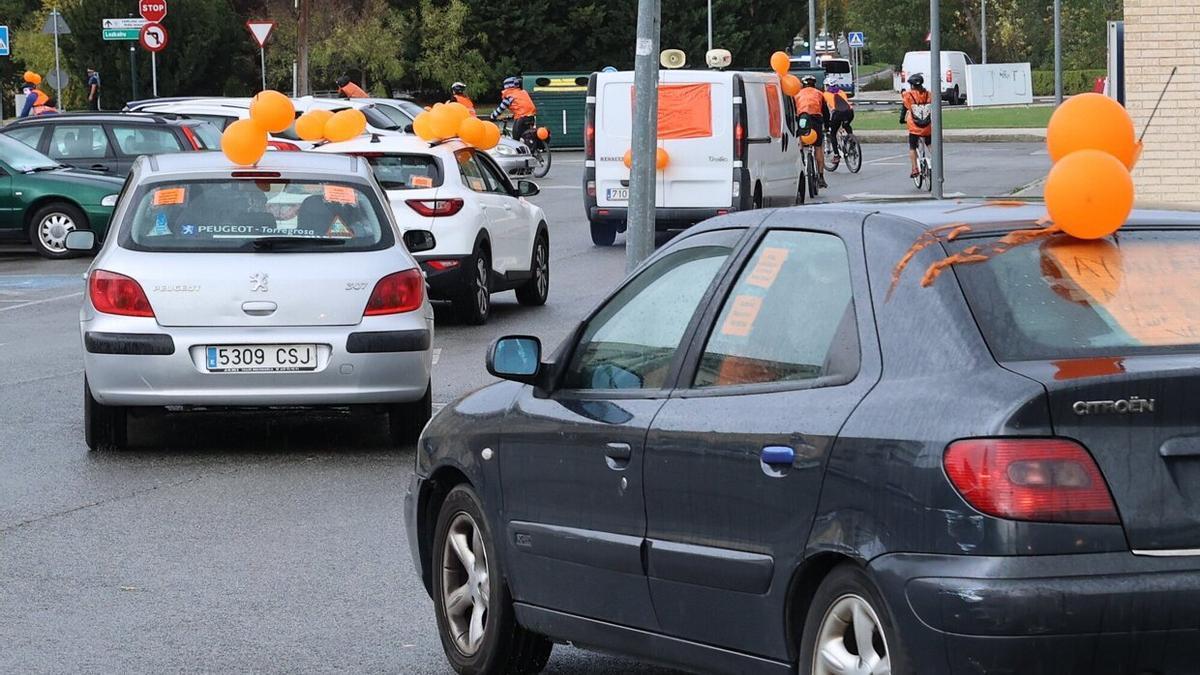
[
  {"x1": 65, "y1": 230, "x2": 96, "y2": 252},
  {"x1": 516, "y1": 180, "x2": 540, "y2": 198},
  {"x1": 487, "y1": 335, "x2": 542, "y2": 384},
  {"x1": 403, "y1": 124, "x2": 415, "y2": 134},
  {"x1": 403, "y1": 229, "x2": 436, "y2": 253}
]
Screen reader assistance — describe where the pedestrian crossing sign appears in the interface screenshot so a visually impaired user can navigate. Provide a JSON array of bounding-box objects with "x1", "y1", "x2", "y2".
[
  {"x1": 0, "y1": 26, "x2": 10, "y2": 57},
  {"x1": 848, "y1": 32, "x2": 865, "y2": 49}
]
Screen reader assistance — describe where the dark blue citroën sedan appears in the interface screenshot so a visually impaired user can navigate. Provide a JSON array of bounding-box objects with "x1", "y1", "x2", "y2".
[{"x1": 406, "y1": 201, "x2": 1200, "y2": 675}]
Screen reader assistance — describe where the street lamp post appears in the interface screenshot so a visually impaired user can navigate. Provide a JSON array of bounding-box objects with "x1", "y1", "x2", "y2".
[
  {"x1": 626, "y1": 0, "x2": 661, "y2": 271},
  {"x1": 707, "y1": 0, "x2": 712, "y2": 52},
  {"x1": 1053, "y1": 0, "x2": 1063, "y2": 105},
  {"x1": 930, "y1": 0, "x2": 945, "y2": 198},
  {"x1": 981, "y1": 0, "x2": 987, "y2": 63},
  {"x1": 808, "y1": 0, "x2": 816, "y2": 63}
]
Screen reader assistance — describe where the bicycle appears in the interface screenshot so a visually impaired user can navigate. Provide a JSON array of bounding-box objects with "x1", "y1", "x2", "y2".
[
  {"x1": 913, "y1": 138, "x2": 932, "y2": 192},
  {"x1": 823, "y1": 125, "x2": 862, "y2": 174},
  {"x1": 798, "y1": 115, "x2": 821, "y2": 200},
  {"x1": 498, "y1": 117, "x2": 552, "y2": 178}
]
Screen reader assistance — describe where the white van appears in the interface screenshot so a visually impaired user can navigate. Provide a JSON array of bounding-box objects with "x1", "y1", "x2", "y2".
[
  {"x1": 899, "y1": 50, "x2": 973, "y2": 104},
  {"x1": 821, "y1": 57, "x2": 854, "y2": 96},
  {"x1": 584, "y1": 69, "x2": 804, "y2": 246}
]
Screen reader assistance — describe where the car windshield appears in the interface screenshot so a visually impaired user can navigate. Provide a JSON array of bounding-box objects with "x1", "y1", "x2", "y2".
[
  {"x1": 390, "y1": 99, "x2": 426, "y2": 118},
  {"x1": 351, "y1": 153, "x2": 441, "y2": 190},
  {"x1": 0, "y1": 132, "x2": 60, "y2": 172},
  {"x1": 824, "y1": 60, "x2": 851, "y2": 74},
  {"x1": 952, "y1": 229, "x2": 1200, "y2": 360},
  {"x1": 186, "y1": 122, "x2": 223, "y2": 150},
  {"x1": 373, "y1": 103, "x2": 415, "y2": 128},
  {"x1": 119, "y1": 178, "x2": 394, "y2": 253}
]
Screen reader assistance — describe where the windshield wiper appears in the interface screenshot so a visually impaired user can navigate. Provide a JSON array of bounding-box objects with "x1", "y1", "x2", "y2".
[
  {"x1": 250, "y1": 236, "x2": 348, "y2": 250},
  {"x1": 24, "y1": 165, "x2": 62, "y2": 173}
]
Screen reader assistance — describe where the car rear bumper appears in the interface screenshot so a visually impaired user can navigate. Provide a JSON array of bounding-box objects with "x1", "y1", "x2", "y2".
[
  {"x1": 415, "y1": 255, "x2": 472, "y2": 300},
  {"x1": 871, "y1": 551, "x2": 1200, "y2": 674},
  {"x1": 81, "y1": 311, "x2": 433, "y2": 407},
  {"x1": 588, "y1": 206, "x2": 735, "y2": 230}
]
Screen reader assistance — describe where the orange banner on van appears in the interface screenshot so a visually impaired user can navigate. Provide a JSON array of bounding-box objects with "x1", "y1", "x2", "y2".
[
  {"x1": 765, "y1": 84, "x2": 782, "y2": 138},
  {"x1": 633, "y1": 83, "x2": 713, "y2": 139}
]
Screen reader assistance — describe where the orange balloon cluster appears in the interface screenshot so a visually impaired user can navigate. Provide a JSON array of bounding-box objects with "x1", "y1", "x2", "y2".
[
  {"x1": 770, "y1": 51, "x2": 790, "y2": 76},
  {"x1": 781, "y1": 74, "x2": 801, "y2": 97},
  {"x1": 221, "y1": 90, "x2": 296, "y2": 165},
  {"x1": 1044, "y1": 94, "x2": 1140, "y2": 239},
  {"x1": 621, "y1": 147, "x2": 670, "y2": 170},
  {"x1": 412, "y1": 102, "x2": 502, "y2": 150}
]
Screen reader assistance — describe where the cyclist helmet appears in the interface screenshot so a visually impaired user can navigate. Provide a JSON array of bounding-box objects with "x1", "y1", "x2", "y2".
[
  {"x1": 502, "y1": 76, "x2": 521, "y2": 89},
  {"x1": 907, "y1": 73, "x2": 925, "y2": 88},
  {"x1": 336, "y1": 75, "x2": 352, "y2": 88},
  {"x1": 451, "y1": 81, "x2": 466, "y2": 93},
  {"x1": 801, "y1": 75, "x2": 818, "y2": 87}
]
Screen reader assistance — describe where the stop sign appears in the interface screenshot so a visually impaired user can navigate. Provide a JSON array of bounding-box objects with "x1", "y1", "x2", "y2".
[{"x1": 139, "y1": 0, "x2": 167, "y2": 23}]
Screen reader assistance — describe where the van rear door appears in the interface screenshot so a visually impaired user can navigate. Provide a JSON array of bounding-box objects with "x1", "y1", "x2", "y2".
[
  {"x1": 658, "y1": 71, "x2": 732, "y2": 210},
  {"x1": 593, "y1": 72, "x2": 646, "y2": 209}
]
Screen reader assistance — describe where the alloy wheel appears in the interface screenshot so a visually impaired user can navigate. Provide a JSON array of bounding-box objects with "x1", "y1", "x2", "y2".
[
  {"x1": 813, "y1": 594, "x2": 891, "y2": 675},
  {"x1": 37, "y1": 212, "x2": 76, "y2": 253},
  {"x1": 441, "y1": 512, "x2": 490, "y2": 656},
  {"x1": 474, "y1": 256, "x2": 490, "y2": 316},
  {"x1": 533, "y1": 241, "x2": 548, "y2": 299}
]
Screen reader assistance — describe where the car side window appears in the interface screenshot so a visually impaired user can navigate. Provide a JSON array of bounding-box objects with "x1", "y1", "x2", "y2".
[
  {"x1": 456, "y1": 149, "x2": 489, "y2": 193},
  {"x1": 48, "y1": 124, "x2": 110, "y2": 160},
  {"x1": 473, "y1": 153, "x2": 514, "y2": 196},
  {"x1": 110, "y1": 126, "x2": 184, "y2": 156},
  {"x1": 5, "y1": 126, "x2": 45, "y2": 150},
  {"x1": 692, "y1": 230, "x2": 859, "y2": 388},
  {"x1": 562, "y1": 230, "x2": 741, "y2": 391}
]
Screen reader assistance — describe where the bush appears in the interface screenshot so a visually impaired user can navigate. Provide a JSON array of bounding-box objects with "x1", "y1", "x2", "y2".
[{"x1": 1032, "y1": 70, "x2": 1106, "y2": 97}]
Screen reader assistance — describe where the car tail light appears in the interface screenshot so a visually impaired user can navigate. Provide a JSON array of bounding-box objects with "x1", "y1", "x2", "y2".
[
  {"x1": 406, "y1": 198, "x2": 463, "y2": 217},
  {"x1": 946, "y1": 69, "x2": 953, "y2": 83},
  {"x1": 586, "y1": 180, "x2": 596, "y2": 198},
  {"x1": 364, "y1": 269, "x2": 424, "y2": 316},
  {"x1": 734, "y1": 122, "x2": 745, "y2": 160},
  {"x1": 426, "y1": 260, "x2": 460, "y2": 271},
  {"x1": 584, "y1": 118, "x2": 595, "y2": 159},
  {"x1": 89, "y1": 270, "x2": 154, "y2": 318},
  {"x1": 268, "y1": 140, "x2": 301, "y2": 152},
  {"x1": 231, "y1": 171, "x2": 282, "y2": 179},
  {"x1": 181, "y1": 125, "x2": 203, "y2": 150},
  {"x1": 944, "y1": 438, "x2": 1119, "y2": 524}
]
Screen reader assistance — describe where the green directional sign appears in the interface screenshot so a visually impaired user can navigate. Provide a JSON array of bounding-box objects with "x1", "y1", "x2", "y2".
[{"x1": 103, "y1": 28, "x2": 139, "y2": 40}]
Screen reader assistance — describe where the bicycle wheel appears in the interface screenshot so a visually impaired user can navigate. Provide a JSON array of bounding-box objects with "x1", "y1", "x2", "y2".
[
  {"x1": 532, "y1": 142, "x2": 552, "y2": 178},
  {"x1": 823, "y1": 135, "x2": 839, "y2": 172},
  {"x1": 923, "y1": 161, "x2": 933, "y2": 193},
  {"x1": 913, "y1": 156, "x2": 925, "y2": 190},
  {"x1": 843, "y1": 134, "x2": 862, "y2": 173},
  {"x1": 807, "y1": 153, "x2": 820, "y2": 198}
]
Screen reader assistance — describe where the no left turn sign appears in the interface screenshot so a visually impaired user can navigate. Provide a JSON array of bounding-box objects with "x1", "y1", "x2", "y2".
[{"x1": 140, "y1": 22, "x2": 167, "y2": 52}]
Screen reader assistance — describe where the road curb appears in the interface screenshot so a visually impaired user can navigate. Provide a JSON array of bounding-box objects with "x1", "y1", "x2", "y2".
[{"x1": 855, "y1": 130, "x2": 1047, "y2": 144}]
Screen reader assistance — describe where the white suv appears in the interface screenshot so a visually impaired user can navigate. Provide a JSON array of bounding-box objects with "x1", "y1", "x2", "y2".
[{"x1": 312, "y1": 135, "x2": 549, "y2": 324}]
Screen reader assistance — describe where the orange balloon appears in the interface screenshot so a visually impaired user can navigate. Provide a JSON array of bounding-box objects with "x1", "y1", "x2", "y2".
[
  {"x1": 1047, "y1": 93, "x2": 1138, "y2": 169},
  {"x1": 458, "y1": 116, "x2": 487, "y2": 146},
  {"x1": 294, "y1": 109, "x2": 333, "y2": 141},
  {"x1": 429, "y1": 108, "x2": 460, "y2": 139},
  {"x1": 801, "y1": 129, "x2": 818, "y2": 146},
  {"x1": 249, "y1": 90, "x2": 295, "y2": 133},
  {"x1": 1045, "y1": 149, "x2": 1134, "y2": 240},
  {"x1": 221, "y1": 119, "x2": 269, "y2": 165},
  {"x1": 444, "y1": 101, "x2": 472, "y2": 124},
  {"x1": 477, "y1": 121, "x2": 502, "y2": 150},
  {"x1": 324, "y1": 108, "x2": 368, "y2": 142},
  {"x1": 770, "y1": 51, "x2": 790, "y2": 76},
  {"x1": 623, "y1": 149, "x2": 633, "y2": 169},
  {"x1": 781, "y1": 74, "x2": 801, "y2": 97},
  {"x1": 536, "y1": 127, "x2": 550, "y2": 141},
  {"x1": 412, "y1": 112, "x2": 436, "y2": 141},
  {"x1": 655, "y1": 147, "x2": 669, "y2": 170}
]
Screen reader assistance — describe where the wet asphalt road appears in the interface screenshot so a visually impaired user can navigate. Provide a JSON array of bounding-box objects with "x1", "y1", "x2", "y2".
[{"x1": 0, "y1": 146, "x2": 1048, "y2": 673}]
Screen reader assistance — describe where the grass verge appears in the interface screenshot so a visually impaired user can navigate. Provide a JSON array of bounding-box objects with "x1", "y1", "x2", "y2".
[{"x1": 852, "y1": 105, "x2": 1053, "y2": 130}]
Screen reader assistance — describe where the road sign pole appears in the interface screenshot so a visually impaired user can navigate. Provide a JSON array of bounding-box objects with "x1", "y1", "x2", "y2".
[
  {"x1": 808, "y1": 0, "x2": 816, "y2": 63},
  {"x1": 930, "y1": 0, "x2": 944, "y2": 199},
  {"x1": 260, "y1": 47, "x2": 267, "y2": 91},
  {"x1": 151, "y1": 51, "x2": 157, "y2": 97},
  {"x1": 130, "y1": 42, "x2": 138, "y2": 101},
  {"x1": 52, "y1": 10, "x2": 62, "y2": 110},
  {"x1": 627, "y1": 0, "x2": 660, "y2": 272},
  {"x1": 1053, "y1": 0, "x2": 1062, "y2": 106},
  {"x1": 981, "y1": 0, "x2": 988, "y2": 64}
]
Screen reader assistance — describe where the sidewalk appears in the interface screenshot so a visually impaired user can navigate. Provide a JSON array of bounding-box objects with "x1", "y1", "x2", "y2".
[{"x1": 855, "y1": 128, "x2": 1047, "y2": 144}]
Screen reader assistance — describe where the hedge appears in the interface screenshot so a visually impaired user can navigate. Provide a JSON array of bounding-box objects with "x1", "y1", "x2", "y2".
[{"x1": 1032, "y1": 70, "x2": 1106, "y2": 97}]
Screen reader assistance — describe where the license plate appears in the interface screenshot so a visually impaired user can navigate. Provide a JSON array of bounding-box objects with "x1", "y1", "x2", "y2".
[
  {"x1": 205, "y1": 344, "x2": 317, "y2": 373},
  {"x1": 606, "y1": 188, "x2": 629, "y2": 201}
]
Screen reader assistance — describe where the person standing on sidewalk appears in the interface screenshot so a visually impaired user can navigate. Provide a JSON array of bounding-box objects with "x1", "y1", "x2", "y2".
[{"x1": 86, "y1": 67, "x2": 101, "y2": 111}]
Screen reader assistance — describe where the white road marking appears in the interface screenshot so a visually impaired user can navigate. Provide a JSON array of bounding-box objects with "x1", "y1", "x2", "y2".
[
  {"x1": 432, "y1": 348, "x2": 442, "y2": 365},
  {"x1": 865, "y1": 153, "x2": 909, "y2": 164},
  {"x1": 0, "y1": 291, "x2": 82, "y2": 313}
]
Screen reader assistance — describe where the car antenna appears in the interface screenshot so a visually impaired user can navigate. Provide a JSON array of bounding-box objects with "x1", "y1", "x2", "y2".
[{"x1": 370, "y1": 133, "x2": 381, "y2": 144}]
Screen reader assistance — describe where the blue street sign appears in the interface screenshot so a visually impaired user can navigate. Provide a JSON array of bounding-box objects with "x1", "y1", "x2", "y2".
[
  {"x1": 848, "y1": 31, "x2": 865, "y2": 48},
  {"x1": 0, "y1": 26, "x2": 10, "y2": 57}
]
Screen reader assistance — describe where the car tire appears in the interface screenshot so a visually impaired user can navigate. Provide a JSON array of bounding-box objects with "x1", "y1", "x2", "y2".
[
  {"x1": 433, "y1": 484, "x2": 553, "y2": 675},
  {"x1": 388, "y1": 381, "x2": 432, "y2": 447},
  {"x1": 799, "y1": 563, "x2": 910, "y2": 675},
  {"x1": 29, "y1": 202, "x2": 88, "y2": 260},
  {"x1": 453, "y1": 246, "x2": 492, "y2": 326},
  {"x1": 84, "y1": 377, "x2": 127, "y2": 451},
  {"x1": 590, "y1": 220, "x2": 617, "y2": 247},
  {"x1": 514, "y1": 233, "x2": 549, "y2": 307}
]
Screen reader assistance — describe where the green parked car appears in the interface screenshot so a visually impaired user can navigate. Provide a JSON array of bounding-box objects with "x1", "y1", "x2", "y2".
[{"x1": 0, "y1": 133, "x2": 124, "y2": 258}]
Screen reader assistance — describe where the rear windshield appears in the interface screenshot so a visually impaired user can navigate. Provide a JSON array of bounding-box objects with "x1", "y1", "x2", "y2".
[
  {"x1": 118, "y1": 178, "x2": 394, "y2": 253},
  {"x1": 823, "y1": 60, "x2": 851, "y2": 74},
  {"x1": 352, "y1": 153, "x2": 442, "y2": 190},
  {"x1": 952, "y1": 230, "x2": 1200, "y2": 360},
  {"x1": 186, "y1": 122, "x2": 223, "y2": 150}
]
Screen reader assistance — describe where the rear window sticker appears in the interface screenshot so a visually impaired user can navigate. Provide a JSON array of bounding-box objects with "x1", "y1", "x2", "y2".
[
  {"x1": 324, "y1": 185, "x2": 358, "y2": 205},
  {"x1": 181, "y1": 224, "x2": 197, "y2": 236},
  {"x1": 152, "y1": 187, "x2": 186, "y2": 206},
  {"x1": 747, "y1": 247, "x2": 790, "y2": 289},
  {"x1": 149, "y1": 212, "x2": 171, "y2": 237},
  {"x1": 411, "y1": 175, "x2": 434, "y2": 188},
  {"x1": 327, "y1": 216, "x2": 353, "y2": 238}
]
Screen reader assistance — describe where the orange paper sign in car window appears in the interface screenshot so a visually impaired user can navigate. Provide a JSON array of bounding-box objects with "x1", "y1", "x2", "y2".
[
  {"x1": 720, "y1": 295, "x2": 763, "y2": 337},
  {"x1": 632, "y1": 83, "x2": 714, "y2": 139},
  {"x1": 410, "y1": 175, "x2": 434, "y2": 189},
  {"x1": 1042, "y1": 239, "x2": 1200, "y2": 345},
  {"x1": 324, "y1": 185, "x2": 358, "y2": 205},
  {"x1": 152, "y1": 187, "x2": 186, "y2": 206},
  {"x1": 747, "y1": 247, "x2": 789, "y2": 288},
  {"x1": 765, "y1": 84, "x2": 782, "y2": 139}
]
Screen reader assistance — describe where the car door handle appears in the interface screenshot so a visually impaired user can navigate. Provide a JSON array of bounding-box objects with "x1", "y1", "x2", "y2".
[
  {"x1": 241, "y1": 301, "x2": 277, "y2": 316},
  {"x1": 604, "y1": 442, "x2": 632, "y2": 470},
  {"x1": 89, "y1": 164, "x2": 110, "y2": 172},
  {"x1": 760, "y1": 446, "x2": 795, "y2": 477}
]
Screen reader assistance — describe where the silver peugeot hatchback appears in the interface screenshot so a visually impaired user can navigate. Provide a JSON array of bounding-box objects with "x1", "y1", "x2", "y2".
[{"x1": 71, "y1": 151, "x2": 435, "y2": 451}]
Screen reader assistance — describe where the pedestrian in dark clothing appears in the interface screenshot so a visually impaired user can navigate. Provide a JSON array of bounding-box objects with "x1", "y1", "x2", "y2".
[{"x1": 86, "y1": 67, "x2": 100, "y2": 111}]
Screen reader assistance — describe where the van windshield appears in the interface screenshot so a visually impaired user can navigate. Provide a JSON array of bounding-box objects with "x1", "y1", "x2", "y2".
[
  {"x1": 119, "y1": 178, "x2": 394, "y2": 253},
  {"x1": 952, "y1": 231, "x2": 1200, "y2": 360},
  {"x1": 824, "y1": 61, "x2": 851, "y2": 74}
]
